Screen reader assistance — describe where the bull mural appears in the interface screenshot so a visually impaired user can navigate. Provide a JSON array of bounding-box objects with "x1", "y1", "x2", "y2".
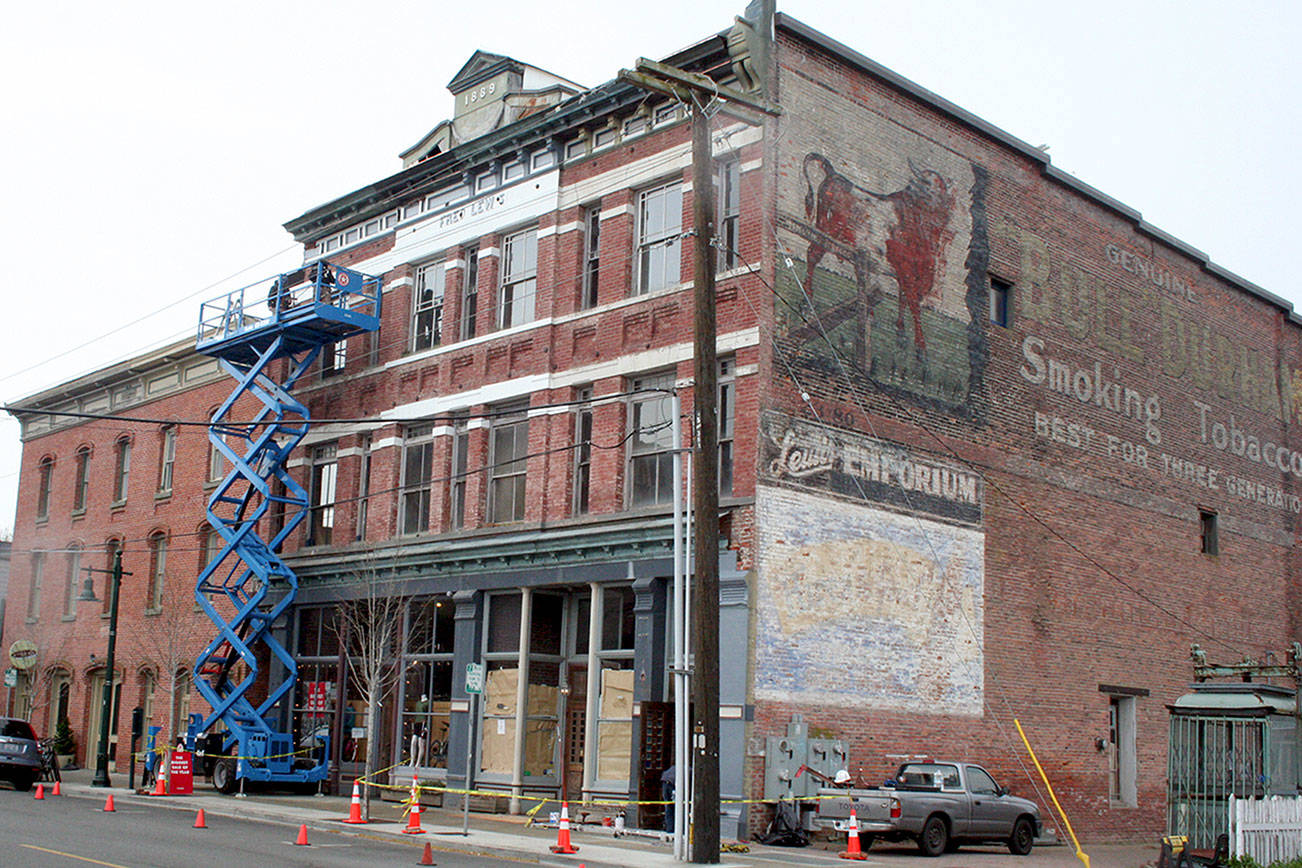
[
  {"x1": 778, "y1": 145, "x2": 987, "y2": 414},
  {"x1": 800, "y1": 153, "x2": 956, "y2": 364}
]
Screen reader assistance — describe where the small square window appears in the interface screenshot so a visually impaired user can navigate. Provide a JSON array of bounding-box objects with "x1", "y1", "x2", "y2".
[
  {"x1": 1200, "y1": 510, "x2": 1219, "y2": 555},
  {"x1": 532, "y1": 149, "x2": 555, "y2": 171},
  {"x1": 989, "y1": 277, "x2": 1012, "y2": 327},
  {"x1": 623, "y1": 117, "x2": 647, "y2": 137},
  {"x1": 654, "y1": 104, "x2": 678, "y2": 126},
  {"x1": 593, "y1": 128, "x2": 616, "y2": 149},
  {"x1": 503, "y1": 161, "x2": 525, "y2": 181},
  {"x1": 565, "y1": 139, "x2": 587, "y2": 161}
]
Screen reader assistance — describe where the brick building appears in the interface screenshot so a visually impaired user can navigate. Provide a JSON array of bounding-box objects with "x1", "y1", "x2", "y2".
[{"x1": 7, "y1": 10, "x2": 1301, "y2": 842}]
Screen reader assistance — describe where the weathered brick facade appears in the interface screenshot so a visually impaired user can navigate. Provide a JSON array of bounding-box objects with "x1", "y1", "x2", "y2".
[{"x1": 5, "y1": 15, "x2": 1298, "y2": 842}]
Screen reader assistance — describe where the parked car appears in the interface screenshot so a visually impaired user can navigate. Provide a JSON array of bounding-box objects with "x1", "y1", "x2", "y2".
[
  {"x1": 815, "y1": 760, "x2": 1042, "y2": 857},
  {"x1": 0, "y1": 717, "x2": 43, "y2": 791}
]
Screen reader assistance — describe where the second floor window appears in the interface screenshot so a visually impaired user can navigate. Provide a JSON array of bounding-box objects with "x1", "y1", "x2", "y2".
[
  {"x1": 719, "y1": 358, "x2": 736, "y2": 497},
  {"x1": 628, "y1": 372, "x2": 675, "y2": 507},
  {"x1": 35, "y1": 456, "x2": 53, "y2": 520},
  {"x1": 73, "y1": 446, "x2": 90, "y2": 513},
  {"x1": 146, "y1": 531, "x2": 168, "y2": 612},
  {"x1": 113, "y1": 437, "x2": 131, "y2": 502},
  {"x1": 158, "y1": 427, "x2": 177, "y2": 494},
  {"x1": 488, "y1": 403, "x2": 529, "y2": 524},
  {"x1": 27, "y1": 550, "x2": 45, "y2": 619},
  {"x1": 400, "y1": 424, "x2": 435, "y2": 535},
  {"x1": 64, "y1": 544, "x2": 82, "y2": 618},
  {"x1": 356, "y1": 435, "x2": 372, "y2": 540},
  {"x1": 322, "y1": 340, "x2": 347, "y2": 376},
  {"x1": 413, "y1": 261, "x2": 446, "y2": 351},
  {"x1": 499, "y1": 228, "x2": 538, "y2": 329},
  {"x1": 573, "y1": 388, "x2": 594, "y2": 515},
  {"x1": 449, "y1": 414, "x2": 469, "y2": 530},
  {"x1": 308, "y1": 443, "x2": 337, "y2": 546},
  {"x1": 635, "y1": 181, "x2": 682, "y2": 295}
]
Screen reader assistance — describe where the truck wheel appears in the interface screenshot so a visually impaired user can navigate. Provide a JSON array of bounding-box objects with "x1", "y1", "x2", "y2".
[
  {"x1": 213, "y1": 758, "x2": 238, "y2": 795},
  {"x1": 1008, "y1": 817, "x2": 1035, "y2": 855},
  {"x1": 918, "y1": 815, "x2": 949, "y2": 857}
]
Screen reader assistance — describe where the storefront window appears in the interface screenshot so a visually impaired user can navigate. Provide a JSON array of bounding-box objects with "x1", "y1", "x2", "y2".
[
  {"x1": 480, "y1": 591, "x2": 563, "y2": 778},
  {"x1": 401, "y1": 596, "x2": 455, "y2": 769}
]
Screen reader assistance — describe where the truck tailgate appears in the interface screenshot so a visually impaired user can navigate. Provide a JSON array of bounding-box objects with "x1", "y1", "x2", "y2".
[{"x1": 815, "y1": 788, "x2": 895, "y2": 829}]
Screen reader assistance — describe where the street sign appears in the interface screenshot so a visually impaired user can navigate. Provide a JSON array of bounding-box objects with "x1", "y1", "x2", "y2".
[
  {"x1": 465, "y1": 662, "x2": 485, "y2": 695},
  {"x1": 4, "y1": 668, "x2": 17, "y2": 688}
]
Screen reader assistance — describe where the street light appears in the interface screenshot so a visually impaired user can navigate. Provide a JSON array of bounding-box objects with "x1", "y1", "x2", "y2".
[{"x1": 78, "y1": 548, "x2": 130, "y2": 788}]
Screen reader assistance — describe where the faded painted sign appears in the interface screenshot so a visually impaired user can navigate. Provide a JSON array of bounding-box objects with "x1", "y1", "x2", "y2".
[
  {"x1": 754, "y1": 485, "x2": 984, "y2": 714},
  {"x1": 761, "y1": 411, "x2": 982, "y2": 525}
]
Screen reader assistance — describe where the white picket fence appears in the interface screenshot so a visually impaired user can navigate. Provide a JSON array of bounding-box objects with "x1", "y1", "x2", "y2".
[{"x1": 1230, "y1": 795, "x2": 1302, "y2": 864}]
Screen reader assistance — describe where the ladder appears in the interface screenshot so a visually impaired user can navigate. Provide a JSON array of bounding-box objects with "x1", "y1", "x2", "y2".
[{"x1": 188, "y1": 261, "x2": 380, "y2": 788}]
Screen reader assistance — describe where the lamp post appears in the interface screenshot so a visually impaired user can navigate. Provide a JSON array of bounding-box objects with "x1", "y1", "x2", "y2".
[{"x1": 79, "y1": 548, "x2": 130, "y2": 788}]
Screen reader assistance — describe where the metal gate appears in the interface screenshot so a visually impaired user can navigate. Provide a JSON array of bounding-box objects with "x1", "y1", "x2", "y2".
[{"x1": 1168, "y1": 714, "x2": 1268, "y2": 846}]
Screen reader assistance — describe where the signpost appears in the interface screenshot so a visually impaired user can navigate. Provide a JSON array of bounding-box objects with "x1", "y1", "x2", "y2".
[{"x1": 463, "y1": 662, "x2": 484, "y2": 836}]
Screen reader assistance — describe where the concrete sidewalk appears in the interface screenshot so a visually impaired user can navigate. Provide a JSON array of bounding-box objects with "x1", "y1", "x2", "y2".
[{"x1": 44, "y1": 767, "x2": 1160, "y2": 867}]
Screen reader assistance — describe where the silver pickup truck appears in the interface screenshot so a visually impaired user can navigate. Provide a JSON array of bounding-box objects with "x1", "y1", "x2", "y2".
[{"x1": 815, "y1": 761, "x2": 1042, "y2": 857}]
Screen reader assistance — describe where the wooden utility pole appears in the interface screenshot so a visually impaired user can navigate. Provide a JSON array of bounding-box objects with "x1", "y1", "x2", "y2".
[{"x1": 620, "y1": 53, "x2": 778, "y2": 864}]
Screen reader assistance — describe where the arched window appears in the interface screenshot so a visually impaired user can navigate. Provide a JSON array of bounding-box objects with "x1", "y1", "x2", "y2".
[
  {"x1": 146, "y1": 531, "x2": 168, "y2": 613},
  {"x1": 73, "y1": 446, "x2": 91, "y2": 512},
  {"x1": 35, "y1": 455, "x2": 54, "y2": 520},
  {"x1": 112, "y1": 436, "x2": 131, "y2": 503}
]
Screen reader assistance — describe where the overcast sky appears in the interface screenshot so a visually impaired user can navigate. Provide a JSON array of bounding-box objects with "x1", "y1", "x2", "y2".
[{"x1": 1, "y1": 0, "x2": 1298, "y2": 534}]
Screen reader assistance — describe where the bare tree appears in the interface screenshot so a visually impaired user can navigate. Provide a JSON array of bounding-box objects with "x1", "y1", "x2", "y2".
[
  {"x1": 121, "y1": 580, "x2": 203, "y2": 748},
  {"x1": 332, "y1": 562, "x2": 406, "y2": 820}
]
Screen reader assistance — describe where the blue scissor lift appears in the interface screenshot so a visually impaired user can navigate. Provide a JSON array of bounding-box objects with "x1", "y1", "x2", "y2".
[{"x1": 187, "y1": 261, "x2": 381, "y2": 793}]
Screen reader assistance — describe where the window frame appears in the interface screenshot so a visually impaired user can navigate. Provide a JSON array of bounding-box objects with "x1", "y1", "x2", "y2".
[
  {"x1": 27, "y1": 550, "x2": 45, "y2": 620},
  {"x1": 72, "y1": 446, "x2": 91, "y2": 513},
  {"x1": 989, "y1": 276, "x2": 1012, "y2": 328},
  {"x1": 35, "y1": 456, "x2": 54, "y2": 521},
  {"x1": 626, "y1": 372, "x2": 677, "y2": 508},
  {"x1": 399, "y1": 424, "x2": 435, "y2": 536},
  {"x1": 487, "y1": 402, "x2": 530, "y2": 524},
  {"x1": 634, "y1": 180, "x2": 683, "y2": 296},
  {"x1": 146, "y1": 530, "x2": 168, "y2": 613},
  {"x1": 581, "y1": 204, "x2": 602, "y2": 310},
  {"x1": 157, "y1": 427, "x2": 177, "y2": 494},
  {"x1": 498, "y1": 227, "x2": 538, "y2": 329},
  {"x1": 718, "y1": 358, "x2": 736, "y2": 498},
  {"x1": 307, "y1": 443, "x2": 338, "y2": 546},
  {"x1": 460, "y1": 246, "x2": 479, "y2": 340},
  {"x1": 716, "y1": 159, "x2": 741, "y2": 272},
  {"x1": 572, "y1": 387, "x2": 594, "y2": 515},
  {"x1": 112, "y1": 436, "x2": 131, "y2": 503},
  {"x1": 1200, "y1": 509, "x2": 1219, "y2": 555},
  {"x1": 412, "y1": 259, "x2": 447, "y2": 352}
]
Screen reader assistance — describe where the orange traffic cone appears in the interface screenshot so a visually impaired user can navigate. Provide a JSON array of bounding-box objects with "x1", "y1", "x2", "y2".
[
  {"x1": 194, "y1": 808, "x2": 208, "y2": 829},
  {"x1": 294, "y1": 824, "x2": 309, "y2": 846},
  {"x1": 402, "y1": 800, "x2": 427, "y2": 835},
  {"x1": 34, "y1": 783, "x2": 45, "y2": 800},
  {"x1": 103, "y1": 794, "x2": 116, "y2": 812},
  {"x1": 52, "y1": 780, "x2": 61, "y2": 796},
  {"x1": 342, "y1": 779, "x2": 365, "y2": 824},
  {"x1": 549, "y1": 802, "x2": 580, "y2": 854},
  {"x1": 417, "y1": 842, "x2": 436, "y2": 865},
  {"x1": 151, "y1": 764, "x2": 167, "y2": 796},
  {"x1": 839, "y1": 807, "x2": 868, "y2": 860}
]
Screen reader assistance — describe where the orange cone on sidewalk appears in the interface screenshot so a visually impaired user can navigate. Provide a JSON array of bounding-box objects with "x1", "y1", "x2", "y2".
[
  {"x1": 342, "y1": 779, "x2": 365, "y2": 824},
  {"x1": 294, "y1": 824, "x2": 309, "y2": 846},
  {"x1": 839, "y1": 807, "x2": 868, "y2": 860},
  {"x1": 549, "y1": 802, "x2": 580, "y2": 854},
  {"x1": 194, "y1": 809, "x2": 208, "y2": 829},
  {"x1": 103, "y1": 794, "x2": 116, "y2": 812},
  {"x1": 34, "y1": 783, "x2": 45, "y2": 800},
  {"x1": 151, "y1": 762, "x2": 167, "y2": 796},
  {"x1": 402, "y1": 800, "x2": 427, "y2": 835},
  {"x1": 52, "y1": 781, "x2": 61, "y2": 796},
  {"x1": 417, "y1": 842, "x2": 435, "y2": 865}
]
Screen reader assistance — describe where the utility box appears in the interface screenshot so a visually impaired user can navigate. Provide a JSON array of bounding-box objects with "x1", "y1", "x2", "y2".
[{"x1": 763, "y1": 715, "x2": 848, "y2": 800}]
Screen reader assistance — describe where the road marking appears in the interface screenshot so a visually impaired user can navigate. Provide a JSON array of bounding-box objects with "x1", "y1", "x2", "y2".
[{"x1": 21, "y1": 844, "x2": 131, "y2": 867}]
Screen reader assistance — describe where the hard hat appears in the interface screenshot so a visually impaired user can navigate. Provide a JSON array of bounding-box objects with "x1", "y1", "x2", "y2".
[{"x1": 834, "y1": 769, "x2": 852, "y2": 784}]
